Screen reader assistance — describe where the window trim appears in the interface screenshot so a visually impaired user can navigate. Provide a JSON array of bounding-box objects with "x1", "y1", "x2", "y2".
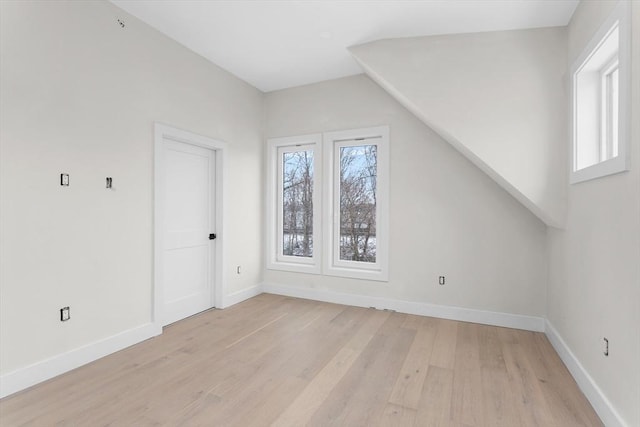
[
  {"x1": 570, "y1": 1, "x2": 630, "y2": 184},
  {"x1": 266, "y1": 134, "x2": 322, "y2": 274},
  {"x1": 331, "y1": 139, "x2": 381, "y2": 271},
  {"x1": 599, "y1": 57, "x2": 618, "y2": 162},
  {"x1": 323, "y1": 126, "x2": 389, "y2": 281}
]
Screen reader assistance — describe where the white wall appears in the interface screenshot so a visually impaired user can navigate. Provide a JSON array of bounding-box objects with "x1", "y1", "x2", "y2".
[
  {"x1": 547, "y1": 2, "x2": 640, "y2": 426},
  {"x1": 264, "y1": 75, "x2": 547, "y2": 319},
  {"x1": 0, "y1": 0, "x2": 263, "y2": 376},
  {"x1": 349, "y1": 27, "x2": 568, "y2": 227}
]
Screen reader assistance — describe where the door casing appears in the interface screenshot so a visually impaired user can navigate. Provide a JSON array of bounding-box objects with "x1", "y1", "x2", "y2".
[{"x1": 154, "y1": 123, "x2": 227, "y2": 332}]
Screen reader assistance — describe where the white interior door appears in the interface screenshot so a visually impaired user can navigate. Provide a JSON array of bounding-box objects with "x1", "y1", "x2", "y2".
[{"x1": 162, "y1": 139, "x2": 216, "y2": 326}]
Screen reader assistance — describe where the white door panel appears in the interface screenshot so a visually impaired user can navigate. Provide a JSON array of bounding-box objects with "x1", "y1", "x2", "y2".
[
  {"x1": 164, "y1": 246, "x2": 208, "y2": 302},
  {"x1": 161, "y1": 139, "x2": 215, "y2": 326}
]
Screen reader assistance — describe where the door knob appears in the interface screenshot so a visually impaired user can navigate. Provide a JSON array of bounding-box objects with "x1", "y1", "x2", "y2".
[{"x1": 209, "y1": 233, "x2": 217, "y2": 240}]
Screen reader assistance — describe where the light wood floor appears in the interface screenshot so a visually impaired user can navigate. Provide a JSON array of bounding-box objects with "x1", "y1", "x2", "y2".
[{"x1": 0, "y1": 294, "x2": 602, "y2": 426}]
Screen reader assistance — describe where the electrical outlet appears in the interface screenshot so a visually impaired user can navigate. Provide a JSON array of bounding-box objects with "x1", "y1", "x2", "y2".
[
  {"x1": 60, "y1": 306, "x2": 70, "y2": 322},
  {"x1": 603, "y1": 337, "x2": 609, "y2": 356},
  {"x1": 236, "y1": 265, "x2": 241, "y2": 274},
  {"x1": 438, "y1": 276, "x2": 445, "y2": 285}
]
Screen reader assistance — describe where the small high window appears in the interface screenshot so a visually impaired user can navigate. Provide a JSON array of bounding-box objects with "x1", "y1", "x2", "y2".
[{"x1": 571, "y1": 2, "x2": 630, "y2": 184}]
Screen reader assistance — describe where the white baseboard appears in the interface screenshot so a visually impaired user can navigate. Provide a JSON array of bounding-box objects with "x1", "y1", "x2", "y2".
[
  {"x1": 261, "y1": 282, "x2": 545, "y2": 332},
  {"x1": 221, "y1": 284, "x2": 263, "y2": 308},
  {"x1": 0, "y1": 322, "x2": 160, "y2": 399},
  {"x1": 545, "y1": 320, "x2": 627, "y2": 427},
  {"x1": 0, "y1": 283, "x2": 263, "y2": 399}
]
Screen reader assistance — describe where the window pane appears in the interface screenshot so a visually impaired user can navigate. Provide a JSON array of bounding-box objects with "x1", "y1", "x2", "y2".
[
  {"x1": 282, "y1": 150, "x2": 313, "y2": 257},
  {"x1": 339, "y1": 144, "x2": 377, "y2": 263},
  {"x1": 611, "y1": 67, "x2": 619, "y2": 157}
]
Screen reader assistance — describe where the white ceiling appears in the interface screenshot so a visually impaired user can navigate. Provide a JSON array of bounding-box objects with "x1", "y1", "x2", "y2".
[{"x1": 111, "y1": 0, "x2": 579, "y2": 93}]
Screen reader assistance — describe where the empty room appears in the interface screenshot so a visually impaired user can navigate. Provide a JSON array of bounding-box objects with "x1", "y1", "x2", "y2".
[{"x1": 0, "y1": 0, "x2": 638, "y2": 426}]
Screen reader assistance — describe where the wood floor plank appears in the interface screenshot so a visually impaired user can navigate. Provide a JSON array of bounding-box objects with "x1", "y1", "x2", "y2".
[
  {"x1": 415, "y1": 365, "x2": 454, "y2": 426},
  {"x1": 429, "y1": 318, "x2": 459, "y2": 369},
  {"x1": 532, "y1": 334, "x2": 603, "y2": 427},
  {"x1": 477, "y1": 324, "x2": 507, "y2": 371},
  {"x1": 200, "y1": 307, "x2": 365, "y2": 425},
  {"x1": 331, "y1": 324, "x2": 414, "y2": 426},
  {"x1": 131, "y1": 300, "x2": 335, "y2": 425},
  {"x1": 238, "y1": 375, "x2": 309, "y2": 427},
  {"x1": 388, "y1": 316, "x2": 438, "y2": 410},
  {"x1": 450, "y1": 322, "x2": 484, "y2": 427},
  {"x1": 377, "y1": 402, "x2": 417, "y2": 426},
  {"x1": 478, "y1": 325, "x2": 521, "y2": 427},
  {"x1": 501, "y1": 339, "x2": 553, "y2": 427},
  {"x1": 306, "y1": 312, "x2": 414, "y2": 426},
  {"x1": 272, "y1": 308, "x2": 390, "y2": 427},
  {"x1": 164, "y1": 303, "x2": 358, "y2": 426},
  {"x1": 400, "y1": 313, "x2": 424, "y2": 331},
  {"x1": 0, "y1": 295, "x2": 604, "y2": 427},
  {"x1": 480, "y1": 366, "x2": 521, "y2": 427}
]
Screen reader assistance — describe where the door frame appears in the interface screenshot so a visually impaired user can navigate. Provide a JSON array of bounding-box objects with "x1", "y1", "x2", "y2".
[{"x1": 153, "y1": 122, "x2": 227, "y2": 332}]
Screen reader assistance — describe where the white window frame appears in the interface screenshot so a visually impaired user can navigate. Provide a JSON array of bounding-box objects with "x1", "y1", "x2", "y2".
[
  {"x1": 266, "y1": 134, "x2": 322, "y2": 274},
  {"x1": 570, "y1": 1, "x2": 630, "y2": 184},
  {"x1": 323, "y1": 126, "x2": 389, "y2": 281},
  {"x1": 599, "y1": 57, "x2": 618, "y2": 161}
]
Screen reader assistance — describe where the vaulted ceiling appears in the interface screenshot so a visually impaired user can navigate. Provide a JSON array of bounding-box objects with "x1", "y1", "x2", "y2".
[{"x1": 111, "y1": 0, "x2": 578, "y2": 92}]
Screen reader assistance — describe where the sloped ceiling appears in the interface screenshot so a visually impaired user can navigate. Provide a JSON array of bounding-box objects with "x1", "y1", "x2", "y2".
[{"x1": 350, "y1": 28, "x2": 568, "y2": 227}]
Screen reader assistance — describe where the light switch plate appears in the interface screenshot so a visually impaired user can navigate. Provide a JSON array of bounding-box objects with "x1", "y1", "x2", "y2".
[{"x1": 60, "y1": 174, "x2": 69, "y2": 186}]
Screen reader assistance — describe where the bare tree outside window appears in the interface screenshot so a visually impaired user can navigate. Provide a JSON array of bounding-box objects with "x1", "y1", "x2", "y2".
[
  {"x1": 282, "y1": 150, "x2": 314, "y2": 257},
  {"x1": 339, "y1": 144, "x2": 377, "y2": 263}
]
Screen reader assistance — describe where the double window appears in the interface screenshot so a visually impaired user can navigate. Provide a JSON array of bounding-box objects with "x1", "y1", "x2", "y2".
[
  {"x1": 266, "y1": 126, "x2": 389, "y2": 281},
  {"x1": 571, "y1": 2, "x2": 629, "y2": 184}
]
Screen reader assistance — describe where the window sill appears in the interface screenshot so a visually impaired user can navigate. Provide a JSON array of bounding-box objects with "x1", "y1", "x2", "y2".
[
  {"x1": 323, "y1": 265, "x2": 389, "y2": 282},
  {"x1": 266, "y1": 261, "x2": 321, "y2": 275},
  {"x1": 570, "y1": 155, "x2": 629, "y2": 184}
]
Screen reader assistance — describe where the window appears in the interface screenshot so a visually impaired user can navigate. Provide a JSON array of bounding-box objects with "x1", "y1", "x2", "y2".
[
  {"x1": 266, "y1": 134, "x2": 322, "y2": 274},
  {"x1": 266, "y1": 126, "x2": 389, "y2": 281},
  {"x1": 324, "y1": 126, "x2": 389, "y2": 281},
  {"x1": 571, "y1": 2, "x2": 630, "y2": 184}
]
